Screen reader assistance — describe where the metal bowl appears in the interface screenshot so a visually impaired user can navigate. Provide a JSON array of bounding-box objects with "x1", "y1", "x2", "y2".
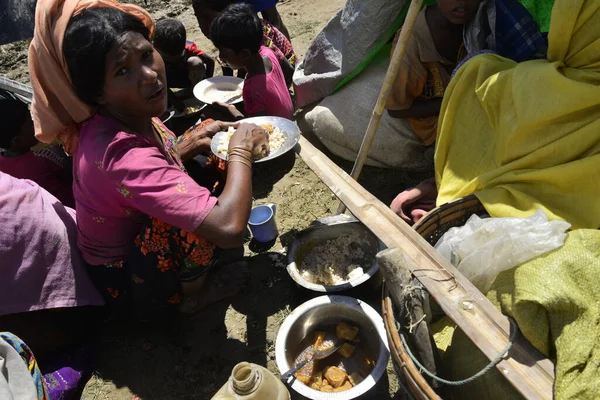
[
  {"x1": 193, "y1": 76, "x2": 244, "y2": 105},
  {"x1": 287, "y1": 219, "x2": 384, "y2": 292},
  {"x1": 275, "y1": 295, "x2": 390, "y2": 400},
  {"x1": 210, "y1": 116, "x2": 301, "y2": 163},
  {"x1": 163, "y1": 98, "x2": 206, "y2": 123}
]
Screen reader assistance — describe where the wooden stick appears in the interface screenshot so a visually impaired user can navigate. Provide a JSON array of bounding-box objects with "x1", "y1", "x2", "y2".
[
  {"x1": 337, "y1": 0, "x2": 424, "y2": 214},
  {"x1": 297, "y1": 136, "x2": 554, "y2": 399}
]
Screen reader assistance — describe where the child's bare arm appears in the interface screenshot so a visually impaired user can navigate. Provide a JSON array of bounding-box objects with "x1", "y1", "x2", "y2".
[
  {"x1": 212, "y1": 102, "x2": 245, "y2": 121},
  {"x1": 280, "y1": 58, "x2": 294, "y2": 88},
  {"x1": 199, "y1": 53, "x2": 215, "y2": 78},
  {"x1": 387, "y1": 98, "x2": 442, "y2": 119}
]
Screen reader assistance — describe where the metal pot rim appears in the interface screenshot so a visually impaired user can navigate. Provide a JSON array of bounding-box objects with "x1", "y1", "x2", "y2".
[
  {"x1": 275, "y1": 295, "x2": 390, "y2": 400},
  {"x1": 286, "y1": 221, "x2": 385, "y2": 292}
]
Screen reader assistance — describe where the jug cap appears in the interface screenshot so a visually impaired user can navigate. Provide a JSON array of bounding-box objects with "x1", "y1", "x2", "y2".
[{"x1": 231, "y1": 362, "x2": 262, "y2": 395}]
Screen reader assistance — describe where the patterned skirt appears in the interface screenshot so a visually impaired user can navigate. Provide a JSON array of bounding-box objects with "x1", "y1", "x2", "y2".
[{"x1": 87, "y1": 217, "x2": 224, "y2": 319}]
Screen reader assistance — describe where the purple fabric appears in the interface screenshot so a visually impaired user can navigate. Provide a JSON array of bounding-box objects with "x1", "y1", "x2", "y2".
[
  {"x1": 44, "y1": 368, "x2": 83, "y2": 400},
  {"x1": 0, "y1": 172, "x2": 104, "y2": 316},
  {"x1": 42, "y1": 345, "x2": 92, "y2": 400}
]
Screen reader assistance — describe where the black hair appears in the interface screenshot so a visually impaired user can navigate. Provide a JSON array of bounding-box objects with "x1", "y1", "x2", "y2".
[
  {"x1": 210, "y1": 3, "x2": 262, "y2": 54},
  {"x1": 63, "y1": 8, "x2": 150, "y2": 106},
  {"x1": 0, "y1": 97, "x2": 30, "y2": 149},
  {"x1": 154, "y1": 18, "x2": 186, "y2": 56}
]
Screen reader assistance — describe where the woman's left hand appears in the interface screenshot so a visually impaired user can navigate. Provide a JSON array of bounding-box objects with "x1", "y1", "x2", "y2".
[{"x1": 177, "y1": 120, "x2": 239, "y2": 162}]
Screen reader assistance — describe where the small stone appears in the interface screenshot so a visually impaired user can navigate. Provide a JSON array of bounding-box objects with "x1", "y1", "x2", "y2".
[{"x1": 461, "y1": 300, "x2": 474, "y2": 311}]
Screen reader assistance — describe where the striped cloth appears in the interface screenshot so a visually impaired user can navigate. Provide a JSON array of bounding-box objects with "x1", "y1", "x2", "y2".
[{"x1": 495, "y1": 0, "x2": 548, "y2": 62}]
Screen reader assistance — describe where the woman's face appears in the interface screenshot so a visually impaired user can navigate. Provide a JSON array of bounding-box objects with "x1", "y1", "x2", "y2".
[{"x1": 99, "y1": 31, "x2": 168, "y2": 118}]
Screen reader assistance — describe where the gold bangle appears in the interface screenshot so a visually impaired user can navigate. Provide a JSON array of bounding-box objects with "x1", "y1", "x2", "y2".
[
  {"x1": 228, "y1": 156, "x2": 252, "y2": 165},
  {"x1": 228, "y1": 148, "x2": 252, "y2": 157},
  {"x1": 227, "y1": 158, "x2": 252, "y2": 169},
  {"x1": 228, "y1": 146, "x2": 252, "y2": 155},
  {"x1": 229, "y1": 145, "x2": 252, "y2": 154},
  {"x1": 228, "y1": 151, "x2": 253, "y2": 163}
]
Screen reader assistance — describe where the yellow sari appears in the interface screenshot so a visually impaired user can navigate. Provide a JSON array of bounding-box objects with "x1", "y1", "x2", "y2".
[{"x1": 435, "y1": 0, "x2": 600, "y2": 229}]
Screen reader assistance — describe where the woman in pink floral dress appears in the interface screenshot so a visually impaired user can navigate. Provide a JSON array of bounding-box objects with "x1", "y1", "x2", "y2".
[{"x1": 29, "y1": 0, "x2": 269, "y2": 318}]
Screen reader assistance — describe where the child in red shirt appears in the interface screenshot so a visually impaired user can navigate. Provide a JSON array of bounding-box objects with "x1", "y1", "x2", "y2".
[
  {"x1": 0, "y1": 97, "x2": 75, "y2": 207},
  {"x1": 153, "y1": 18, "x2": 215, "y2": 109},
  {"x1": 209, "y1": 3, "x2": 294, "y2": 120}
]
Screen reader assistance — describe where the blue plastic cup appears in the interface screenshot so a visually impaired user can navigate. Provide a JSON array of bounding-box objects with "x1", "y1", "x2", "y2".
[{"x1": 248, "y1": 204, "x2": 279, "y2": 243}]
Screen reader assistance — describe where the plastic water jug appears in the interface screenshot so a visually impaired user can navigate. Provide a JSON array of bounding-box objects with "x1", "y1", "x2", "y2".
[{"x1": 211, "y1": 362, "x2": 290, "y2": 400}]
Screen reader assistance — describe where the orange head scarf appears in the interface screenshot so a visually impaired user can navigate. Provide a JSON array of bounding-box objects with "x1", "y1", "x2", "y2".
[{"x1": 28, "y1": 0, "x2": 155, "y2": 154}]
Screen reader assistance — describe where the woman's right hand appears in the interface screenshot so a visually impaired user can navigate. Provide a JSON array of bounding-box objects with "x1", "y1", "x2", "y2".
[
  {"x1": 228, "y1": 123, "x2": 270, "y2": 160},
  {"x1": 390, "y1": 177, "x2": 437, "y2": 225},
  {"x1": 195, "y1": 123, "x2": 269, "y2": 248}
]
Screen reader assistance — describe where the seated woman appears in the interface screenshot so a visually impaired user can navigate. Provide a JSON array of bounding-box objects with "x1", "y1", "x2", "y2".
[
  {"x1": 391, "y1": 4, "x2": 600, "y2": 399},
  {"x1": 392, "y1": 0, "x2": 599, "y2": 232},
  {"x1": 29, "y1": 0, "x2": 269, "y2": 318},
  {"x1": 0, "y1": 172, "x2": 105, "y2": 399}
]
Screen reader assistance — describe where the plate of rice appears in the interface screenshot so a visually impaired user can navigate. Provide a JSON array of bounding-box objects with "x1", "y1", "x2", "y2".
[{"x1": 210, "y1": 116, "x2": 301, "y2": 163}]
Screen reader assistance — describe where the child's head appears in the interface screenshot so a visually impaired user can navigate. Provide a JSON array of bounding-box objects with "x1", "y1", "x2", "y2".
[
  {"x1": 0, "y1": 97, "x2": 36, "y2": 153},
  {"x1": 154, "y1": 18, "x2": 187, "y2": 63},
  {"x1": 437, "y1": 0, "x2": 481, "y2": 25},
  {"x1": 210, "y1": 3, "x2": 262, "y2": 70}
]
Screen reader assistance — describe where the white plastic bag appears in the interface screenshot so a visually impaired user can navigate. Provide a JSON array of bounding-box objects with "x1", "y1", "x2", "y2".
[{"x1": 434, "y1": 211, "x2": 571, "y2": 294}]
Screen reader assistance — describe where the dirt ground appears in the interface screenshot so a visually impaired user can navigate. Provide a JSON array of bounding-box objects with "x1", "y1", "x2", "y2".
[{"x1": 0, "y1": 0, "x2": 432, "y2": 398}]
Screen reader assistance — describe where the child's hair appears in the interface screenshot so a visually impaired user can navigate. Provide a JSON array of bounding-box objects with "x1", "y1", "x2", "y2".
[
  {"x1": 154, "y1": 18, "x2": 187, "y2": 57},
  {"x1": 210, "y1": 3, "x2": 262, "y2": 54},
  {"x1": 63, "y1": 8, "x2": 150, "y2": 106},
  {"x1": 0, "y1": 97, "x2": 31, "y2": 150}
]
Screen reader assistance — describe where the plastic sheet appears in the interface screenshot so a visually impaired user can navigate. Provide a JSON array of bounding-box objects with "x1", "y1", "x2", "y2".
[{"x1": 434, "y1": 211, "x2": 570, "y2": 293}]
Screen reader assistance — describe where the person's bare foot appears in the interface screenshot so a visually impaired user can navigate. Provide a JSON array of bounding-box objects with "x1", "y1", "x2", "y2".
[{"x1": 178, "y1": 261, "x2": 250, "y2": 315}]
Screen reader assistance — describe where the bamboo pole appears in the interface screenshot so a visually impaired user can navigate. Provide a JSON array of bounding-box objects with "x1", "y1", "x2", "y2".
[
  {"x1": 297, "y1": 136, "x2": 554, "y2": 399},
  {"x1": 337, "y1": 0, "x2": 424, "y2": 214}
]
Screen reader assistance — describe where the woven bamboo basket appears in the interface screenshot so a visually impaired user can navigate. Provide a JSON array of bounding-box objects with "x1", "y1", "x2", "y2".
[{"x1": 381, "y1": 195, "x2": 487, "y2": 399}]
